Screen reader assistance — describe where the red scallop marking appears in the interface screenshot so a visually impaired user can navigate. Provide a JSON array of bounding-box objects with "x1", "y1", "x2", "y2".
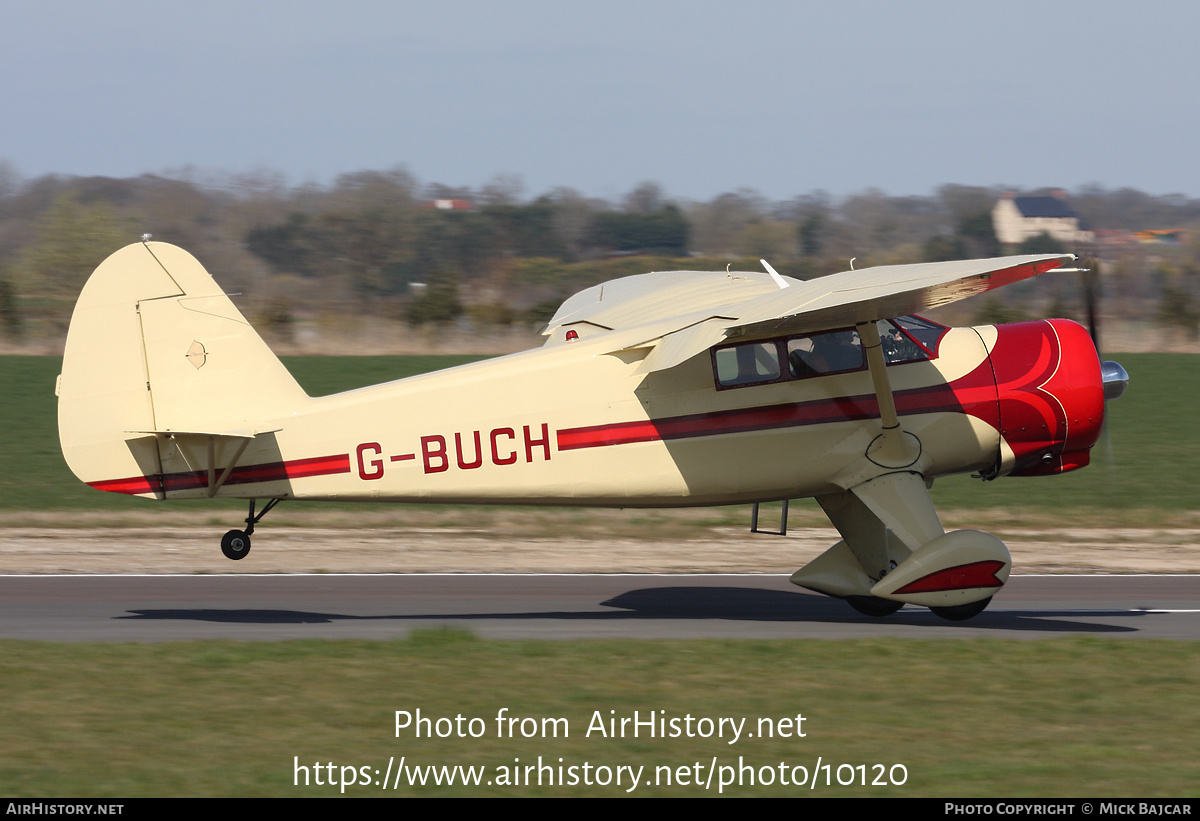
[{"x1": 893, "y1": 560, "x2": 1007, "y2": 594}]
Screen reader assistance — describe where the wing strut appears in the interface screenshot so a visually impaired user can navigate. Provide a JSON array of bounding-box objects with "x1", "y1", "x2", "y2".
[{"x1": 856, "y1": 320, "x2": 920, "y2": 468}]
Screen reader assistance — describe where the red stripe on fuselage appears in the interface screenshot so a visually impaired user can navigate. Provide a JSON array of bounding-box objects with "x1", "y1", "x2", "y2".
[
  {"x1": 88, "y1": 453, "x2": 352, "y2": 496},
  {"x1": 557, "y1": 361, "x2": 999, "y2": 451},
  {"x1": 88, "y1": 475, "x2": 156, "y2": 495}
]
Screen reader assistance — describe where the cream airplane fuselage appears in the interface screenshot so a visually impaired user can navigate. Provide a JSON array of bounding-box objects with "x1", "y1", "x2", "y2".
[
  {"x1": 80, "y1": 318, "x2": 1099, "y2": 508},
  {"x1": 114, "y1": 325, "x2": 1002, "y2": 506}
]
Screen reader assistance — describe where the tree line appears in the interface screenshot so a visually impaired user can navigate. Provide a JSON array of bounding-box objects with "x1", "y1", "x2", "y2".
[{"x1": 0, "y1": 161, "x2": 1197, "y2": 346}]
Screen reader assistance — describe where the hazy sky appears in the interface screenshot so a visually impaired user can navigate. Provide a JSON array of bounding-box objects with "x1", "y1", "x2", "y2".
[{"x1": 2, "y1": 1, "x2": 1196, "y2": 201}]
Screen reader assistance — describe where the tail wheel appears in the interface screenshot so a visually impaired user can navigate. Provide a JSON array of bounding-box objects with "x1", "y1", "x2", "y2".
[
  {"x1": 221, "y1": 530, "x2": 251, "y2": 561},
  {"x1": 846, "y1": 595, "x2": 904, "y2": 617},
  {"x1": 930, "y1": 596, "x2": 992, "y2": 621}
]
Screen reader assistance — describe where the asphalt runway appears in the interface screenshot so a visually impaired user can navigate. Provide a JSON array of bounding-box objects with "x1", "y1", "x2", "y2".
[{"x1": 0, "y1": 574, "x2": 1197, "y2": 641}]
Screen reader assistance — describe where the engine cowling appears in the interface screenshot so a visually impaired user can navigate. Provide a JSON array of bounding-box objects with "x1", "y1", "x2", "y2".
[{"x1": 987, "y1": 319, "x2": 1106, "y2": 477}]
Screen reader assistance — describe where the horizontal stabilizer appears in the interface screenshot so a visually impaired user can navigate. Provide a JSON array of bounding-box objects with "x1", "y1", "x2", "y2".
[{"x1": 125, "y1": 428, "x2": 280, "y2": 439}]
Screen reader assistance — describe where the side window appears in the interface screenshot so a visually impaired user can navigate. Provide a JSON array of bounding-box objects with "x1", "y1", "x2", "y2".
[
  {"x1": 882, "y1": 316, "x2": 947, "y2": 363},
  {"x1": 714, "y1": 342, "x2": 781, "y2": 387},
  {"x1": 787, "y1": 329, "x2": 864, "y2": 378},
  {"x1": 710, "y1": 317, "x2": 947, "y2": 390}
]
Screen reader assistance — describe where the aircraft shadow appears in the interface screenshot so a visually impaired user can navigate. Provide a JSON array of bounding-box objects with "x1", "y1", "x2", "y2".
[{"x1": 118, "y1": 585, "x2": 1139, "y2": 634}]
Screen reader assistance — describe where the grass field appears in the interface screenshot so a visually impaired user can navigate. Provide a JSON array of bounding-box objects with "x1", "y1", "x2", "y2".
[
  {"x1": 3, "y1": 355, "x2": 1198, "y2": 797},
  {"x1": 1, "y1": 634, "x2": 1198, "y2": 797},
  {"x1": 4, "y1": 353, "x2": 1196, "y2": 523}
]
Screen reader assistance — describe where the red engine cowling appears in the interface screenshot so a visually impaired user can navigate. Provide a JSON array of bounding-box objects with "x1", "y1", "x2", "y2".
[{"x1": 987, "y1": 319, "x2": 1106, "y2": 476}]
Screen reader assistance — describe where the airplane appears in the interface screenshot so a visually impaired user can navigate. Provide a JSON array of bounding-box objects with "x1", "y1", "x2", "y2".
[{"x1": 56, "y1": 241, "x2": 1129, "y2": 621}]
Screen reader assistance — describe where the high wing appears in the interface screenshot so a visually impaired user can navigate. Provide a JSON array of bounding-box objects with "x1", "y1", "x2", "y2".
[{"x1": 542, "y1": 254, "x2": 1074, "y2": 373}]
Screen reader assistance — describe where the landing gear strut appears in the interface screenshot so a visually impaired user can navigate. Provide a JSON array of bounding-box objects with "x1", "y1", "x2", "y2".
[{"x1": 220, "y1": 498, "x2": 282, "y2": 561}]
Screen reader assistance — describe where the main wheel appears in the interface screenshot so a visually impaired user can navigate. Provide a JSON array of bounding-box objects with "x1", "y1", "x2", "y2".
[
  {"x1": 930, "y1": 596, "x2": 992, "y2": 622},
  {"x1": 846, "y1": 595, "x2": 904, "y2": 617},
  {"x1": 221, "y1": 529, "x2": 251, "y2": 561}
]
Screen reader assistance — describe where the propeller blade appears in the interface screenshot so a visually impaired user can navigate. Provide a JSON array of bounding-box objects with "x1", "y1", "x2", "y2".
[{"x1": 1080, "y1": 258, "x2": 1100, "y2": 353}]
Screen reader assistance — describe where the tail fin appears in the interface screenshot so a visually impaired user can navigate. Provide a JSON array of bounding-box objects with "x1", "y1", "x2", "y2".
[{"x1": 57, "y1": 241, "x2": 309, "y2": 496}]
